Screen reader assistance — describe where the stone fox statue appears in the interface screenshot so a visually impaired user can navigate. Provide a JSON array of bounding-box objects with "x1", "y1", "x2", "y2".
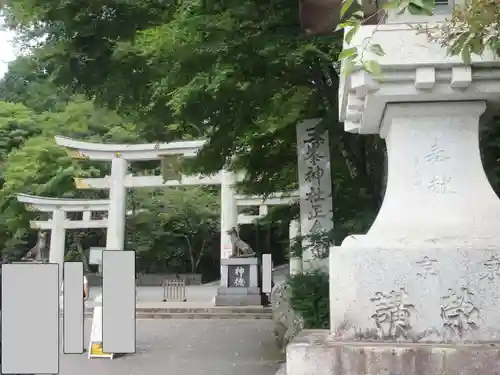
[
  {"x1": 22, "y1": 231, "x2": 46, "y2": 261},
  {"x1": 227, "y1": 227, "x2": 256, "y2": 258}
]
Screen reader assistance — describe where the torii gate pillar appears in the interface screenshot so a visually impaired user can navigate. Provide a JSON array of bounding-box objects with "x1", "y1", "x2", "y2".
[
  {"x1": 106, "y1": 155, "x2": 128, "y2": 251},
  {"x1": 220, "y1": 170, "x2": 238, "y2": 259},
  {"x1": 49, "y1": 210, "x2": 66, "y2": 287}
]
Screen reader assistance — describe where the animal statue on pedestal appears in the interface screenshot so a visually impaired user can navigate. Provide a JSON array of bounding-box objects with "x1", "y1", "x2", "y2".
[
  {"x1": 22, "y1": 231, "x2": 46, "y2": 262},
  {"x1": 227, "y1": 227, "x2": 256, "y2": 258}
]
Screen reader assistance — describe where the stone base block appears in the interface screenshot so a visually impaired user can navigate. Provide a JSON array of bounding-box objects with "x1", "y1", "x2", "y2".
[
  {"x1": 330, "y1": 246, "x2": 500, "y2": 342},
  {"x1": 215, "y1": 287, "x2": 264, "y2": 306},
  {"x1": 214, "y1": 294, "x2": 263, "y2": 306},
  {"x1": 217, "y1": 287, "x2": 261, "y2": 295},
  {"x1": 286, "y1": 330, "x2": 500, "y2": 375}
]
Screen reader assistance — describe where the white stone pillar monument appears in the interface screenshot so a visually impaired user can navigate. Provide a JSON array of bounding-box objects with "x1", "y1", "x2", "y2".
[
  {"x1": 220, "y1": 170, "x2": 238, "y2": 259},
  {"x1": 286, "y1": 22, "x2": 500, "y2": 375},
  {"x1": 296, "y1": 119, "x2": 333, "y2": 270},
  {"x1": 106, "y1": 155, "x2": 128, "y2": 251}
]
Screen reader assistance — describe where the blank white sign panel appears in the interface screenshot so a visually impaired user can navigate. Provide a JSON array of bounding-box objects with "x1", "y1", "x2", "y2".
[
  {"x1": 63, "y1": 261, "x2": 84, "y2": 354},
  {"x1": 2, "y1": 263, "x2": 59, "y2": 374},
  {"x1": 262, "y1": 254, "x2": 272, "y2": 294},
  {"x1": 102, "y1": 250, "x2": 136, "y2": 353}
]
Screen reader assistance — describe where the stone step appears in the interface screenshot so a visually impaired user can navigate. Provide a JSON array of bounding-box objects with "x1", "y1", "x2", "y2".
[
  {"x1": 84, "y1": 306, "x2": 273, "y2": 314},
  {"x1": 60, "y1": 306, "x2": 273, "y2": 320},
  {"x1": 136, "y1": 306, "x2": 272, "y2": 314},
  {"x1": 76, "y1": 312, "x2": 272, "y2": 320},
  {"x1": 128, "y1": 312, "x2": 272, "y2": 319}
]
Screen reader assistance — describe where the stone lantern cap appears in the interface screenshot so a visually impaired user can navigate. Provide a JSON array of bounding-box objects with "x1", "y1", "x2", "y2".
[{"x1": 340, "y1": 24, "x2": 500, "y2": 136}]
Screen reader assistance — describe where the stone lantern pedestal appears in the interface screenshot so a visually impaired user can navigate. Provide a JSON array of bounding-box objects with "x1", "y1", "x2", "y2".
[{"x1": 285, "y1": 23, "x2": 500, "y2": 375}]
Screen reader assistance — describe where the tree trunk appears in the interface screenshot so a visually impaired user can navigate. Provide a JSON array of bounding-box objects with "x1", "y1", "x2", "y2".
[
  {"x1": 74, "y1": 232, "x2": 89, "y2": 271},
  {"x1": 184, "y1": 235, "x2": 196, "y2": 273},
  {"x1": 194, "y1": 239, "x2": 207, "y2": 273}
]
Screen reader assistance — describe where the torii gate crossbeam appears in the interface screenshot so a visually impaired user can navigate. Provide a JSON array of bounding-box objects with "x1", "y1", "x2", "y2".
[
  {"x1": 17, "y1": 193, "x2": 278, "y2": 276},
  {"x1": 17, "y1": 194, "x2": 112, "y2": 287}
]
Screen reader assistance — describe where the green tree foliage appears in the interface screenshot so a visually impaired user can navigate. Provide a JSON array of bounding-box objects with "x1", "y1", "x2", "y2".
[
  {"x1": 288, "y1": 270, "x2": 329, "y2": 328},
  {"x1": 0, "y1": 0, "x2": 342, "y2": 195},
  {"x1": 0, "y1": 101, "x2": 40, "y2": 180},
  {"x1": 0, "y1": 0, "x2": 388, "y2": 245},
  {"x1": 423, "y1": 0, "x2": 500, "y2": 62},
  {"x1": 0, "y1": 55, "x2": 72, "y2": 113},
  {"x1": 128, "y1": 187, "x2": 220, "y2": 273}
]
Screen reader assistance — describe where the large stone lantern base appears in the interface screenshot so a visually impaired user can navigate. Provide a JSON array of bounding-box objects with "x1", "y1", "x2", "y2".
[
  {"x1": 287, "y1": 330, "x2": 500, "y2": 375},
  {"x1": 285, "y1": 22, "x2": 500, "y2": 375}
]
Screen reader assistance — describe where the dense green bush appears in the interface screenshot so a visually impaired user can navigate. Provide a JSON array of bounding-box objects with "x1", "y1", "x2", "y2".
[{"x1": 287, "y1": 270, "x2": 329, "y2": 329}]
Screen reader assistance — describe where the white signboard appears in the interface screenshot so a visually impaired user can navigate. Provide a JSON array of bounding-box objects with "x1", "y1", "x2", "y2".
[
  {"x1": 88, "y1": 295, "x2": 114, "y2": 359},
  {"x1": 89, "y1": 247, "x2": 105, "y2": 265},
  {"x1": 296, "y1": 119, "x2": 333, "y2": 267},
  {"x1": 262, "y1": 254, "x2": 272, "y2": 294}
]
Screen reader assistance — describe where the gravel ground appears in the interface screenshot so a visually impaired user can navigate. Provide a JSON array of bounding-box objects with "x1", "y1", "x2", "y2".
[{"x1": 59, "y1": 319, "x2": 282, "y2": 375}]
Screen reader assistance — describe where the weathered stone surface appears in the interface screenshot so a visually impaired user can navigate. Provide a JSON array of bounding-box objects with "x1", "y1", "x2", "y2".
[
  {"x1": 287, "y1": 330, "x2": 500, "y2": 375},
  {"x1": 330, "y1": 246, "x2": 500, "y2": 343},
  {"x1": 324, "y1": 13, "x2": 500, "y2": 375},
  {"x1": 271, "y1": 281, "x2": 303, "y2": 351},
  {"x1": 59, "y1": 319, "x2": 281, "y2": 375},
  {"x1": 296, "y1": 119, "x2": 333, "y2": 269}
]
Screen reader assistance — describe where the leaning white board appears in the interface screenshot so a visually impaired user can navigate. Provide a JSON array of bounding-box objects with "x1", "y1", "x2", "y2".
[
  {"x1": 262, "y1": 254, "x2": 272, "y2": 294},
  {"x1": 88, "y1": 294, "x2": 114, "y2": 359}
]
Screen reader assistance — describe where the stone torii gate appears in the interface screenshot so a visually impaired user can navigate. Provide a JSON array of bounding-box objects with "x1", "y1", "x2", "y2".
[
  {"x1": 17, "y1": 192, "x2": 284, "y2": 270},
  {"x1": 54, "y1": 136, "x2": 210, "y2": 254},
  {"x1": 54, "y1": 135, "x2": 299, "y2": 260},
  {"x1": 17, "y1": 193, "x2": 300, "y2": 289},
  {"x1": 17, "y1": 193, "x2": 110, "y2": 286}
]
